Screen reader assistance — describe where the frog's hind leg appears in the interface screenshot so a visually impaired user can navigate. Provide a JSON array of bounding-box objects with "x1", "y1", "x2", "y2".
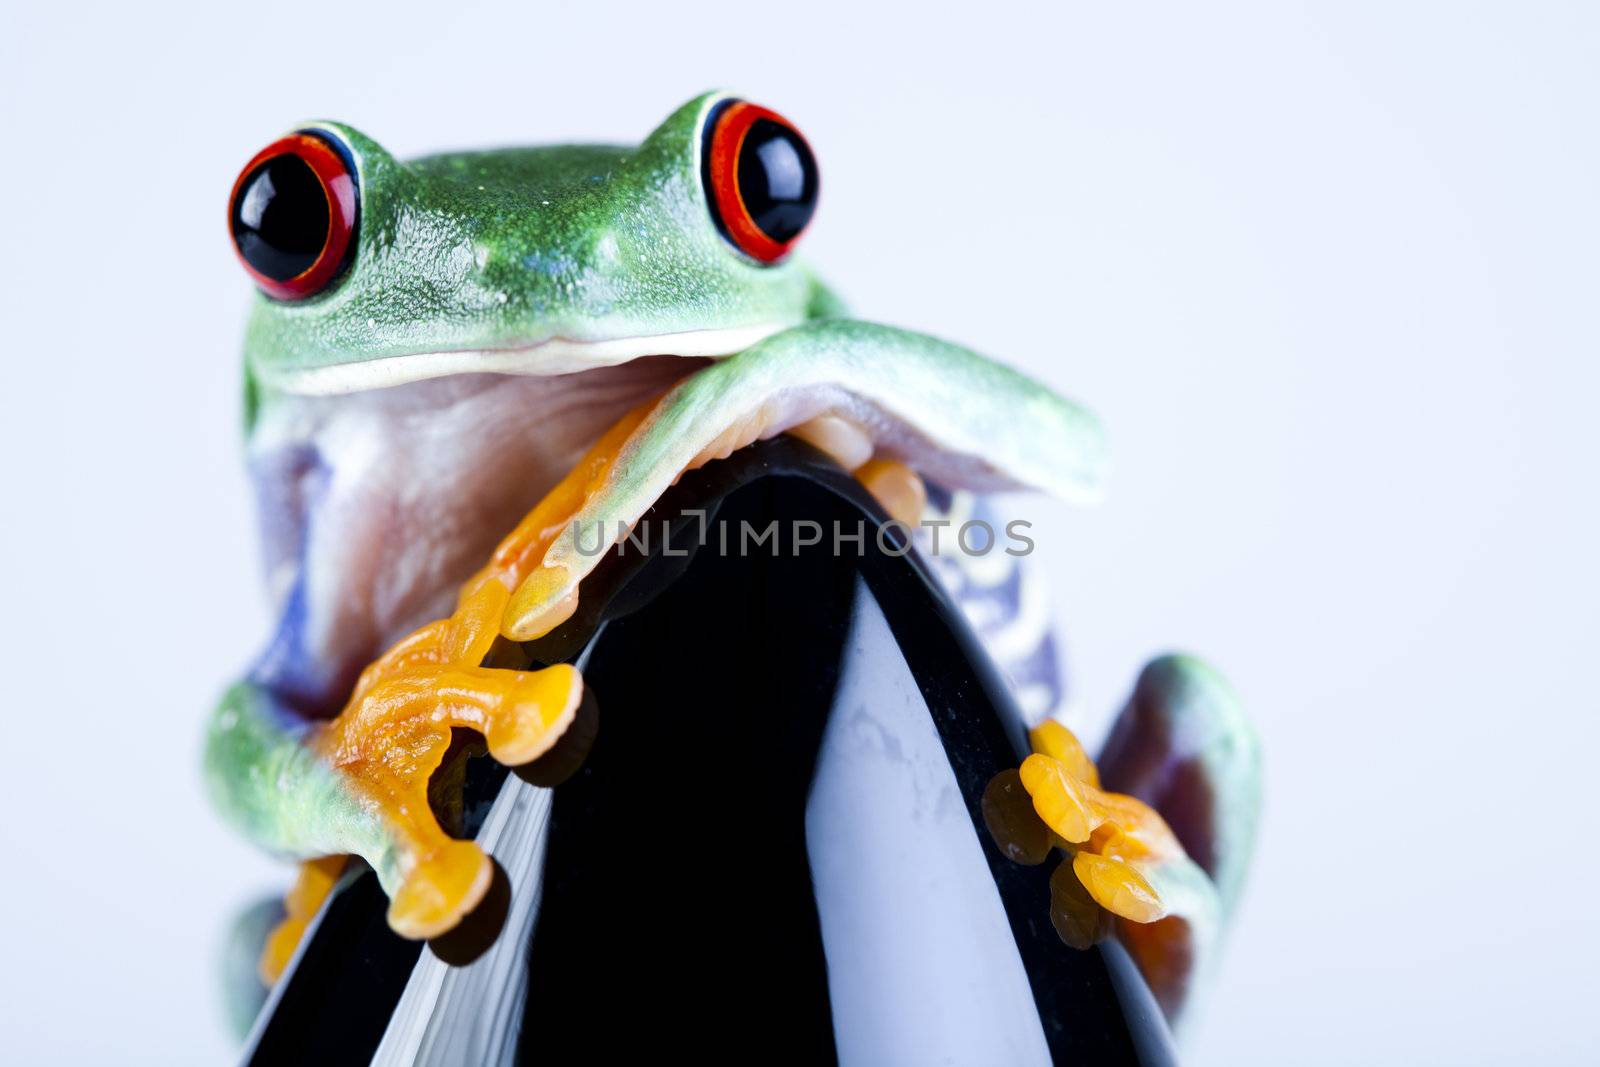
[
  {"x1": 1100, "y1": 655, "x2": 1261, "y2": 925},
  {"x1": 1097, "y1": 654, "x2": 1262, "y2": 1029}
]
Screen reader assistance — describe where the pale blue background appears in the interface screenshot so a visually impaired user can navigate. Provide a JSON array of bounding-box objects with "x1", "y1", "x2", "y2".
[{"x1": 2, "y1": 1, "x2": 1596, "y2": 1062}]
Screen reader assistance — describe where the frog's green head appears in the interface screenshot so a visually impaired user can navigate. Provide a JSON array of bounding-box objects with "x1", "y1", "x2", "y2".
[{"x1": 229, "y1": 92, "x2": 835, "y2": 401}]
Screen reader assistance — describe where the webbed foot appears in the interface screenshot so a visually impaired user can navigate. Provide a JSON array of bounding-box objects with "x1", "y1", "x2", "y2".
[
  {"x1": 257, "y1": 855, "x2": 346, "y2": 983},
  {"x1": 984, "y1": 656, "x2": 1259, "y2": 1034},
  {"x1": 208, "y1": 578, "x2": 583, "y2": 967},
  {"x1": 309, "y1": 579, "x2": 581, "y2": 940}
]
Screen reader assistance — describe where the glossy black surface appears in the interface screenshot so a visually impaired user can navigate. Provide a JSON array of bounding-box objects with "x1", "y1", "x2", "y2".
[
  {"x1": 243, "y1": 440, "x2": 1177, "y2": 1065},
  {"x1": 738, "y1": 117, "x2": 819, "y2": 243},
  {"x1": 231, "y1": 153, "x2": 329, "y2": 281},
  {"x1": 516, "y1": 475, "x2": 852, "y2": 1060}
]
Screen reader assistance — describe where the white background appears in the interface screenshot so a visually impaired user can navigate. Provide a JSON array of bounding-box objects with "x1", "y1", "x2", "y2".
[{"x1": 2, "y1": 1, "x2": 1596, "y2": 1062}]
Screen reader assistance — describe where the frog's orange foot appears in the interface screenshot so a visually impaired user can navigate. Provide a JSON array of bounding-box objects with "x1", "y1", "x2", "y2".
[
  {"x1": 258, "y1": 856, "x2": 347, "y2": 984},
  {"x1": 985, "y1": 719, "x2": 1219, "y2": 1028},
  {"x1": 302, "y1": 581, "x2": 583, "y2": 944},
  {"x1": 319, "y1": 657, "x2": 581, "y2": 939},
  {"x1": 984, "y1": 656, "x2": 1259, "y2": 1032},
  {"x1": 986, "y1": 719, "x2": 1184, "y2": 929}
]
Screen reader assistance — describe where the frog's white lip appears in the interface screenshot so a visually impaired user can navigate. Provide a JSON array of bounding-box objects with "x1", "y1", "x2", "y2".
[{"x1": 266, "y1": 323, "x2": 790, "y2": 397}]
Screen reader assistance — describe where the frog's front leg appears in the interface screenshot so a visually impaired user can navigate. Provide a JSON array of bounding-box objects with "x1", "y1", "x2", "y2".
[
  {"x1": 485, "y1": 318, "x2": 1110, "y2": 640},
  {"x1": 205, "y1": 579, "x2": 581, "y2": 973}
]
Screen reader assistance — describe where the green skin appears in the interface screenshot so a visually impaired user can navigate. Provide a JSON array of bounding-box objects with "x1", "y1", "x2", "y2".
[{"x1": 206, "y1": 91, "x2": 1258, "y2": 1028}]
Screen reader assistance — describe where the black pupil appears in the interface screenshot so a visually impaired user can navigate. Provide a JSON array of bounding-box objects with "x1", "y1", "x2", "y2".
[
  {"x1": 231, "y1": 153, "x2": 330, "y2": 282},
  {"x1": 737, "y1": 119, "x2": 818, "y2": 244}
]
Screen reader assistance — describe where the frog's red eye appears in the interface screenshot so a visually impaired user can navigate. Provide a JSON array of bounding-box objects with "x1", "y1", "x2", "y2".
[
  {"x1": 701, "y1": 100, "x2": 819, "y2": 264},
  {"x1": 228, "y1": 132, "x2": 358, "y2": 300}
]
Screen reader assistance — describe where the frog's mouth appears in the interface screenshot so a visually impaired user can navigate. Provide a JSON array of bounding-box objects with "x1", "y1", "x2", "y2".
[{"x1": 264, "y1": 324, "x2": 788, "y2": 397}]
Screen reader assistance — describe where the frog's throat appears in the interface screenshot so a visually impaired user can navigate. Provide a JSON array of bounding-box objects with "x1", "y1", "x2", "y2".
[{"x1": 264, "y1": 322, "x2": 791, "y2": 397}]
